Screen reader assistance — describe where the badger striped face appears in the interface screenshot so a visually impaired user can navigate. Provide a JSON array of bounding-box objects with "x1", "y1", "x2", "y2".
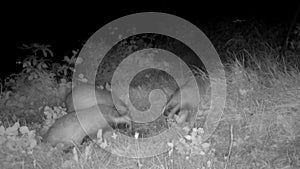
[{"x1": 164, "y1": 76, "x2": 209, "y2": 120}]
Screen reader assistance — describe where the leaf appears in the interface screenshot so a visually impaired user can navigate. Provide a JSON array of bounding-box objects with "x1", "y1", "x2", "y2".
[
  {"x1": 42, "y1": 50, "x2": 47, "y2": 57},
  {"x1": 28, "y1": 139, "x2": 37, "y2": 149},
  {"x1": 96, "y1": 129, "x2": 103, "y2": 140},
  {"x1": 20, "y1": 126, "x2": 29, "y2": 135},
  {"x1": 6, "y1": 122, "x2": 20, "y2": 136}
]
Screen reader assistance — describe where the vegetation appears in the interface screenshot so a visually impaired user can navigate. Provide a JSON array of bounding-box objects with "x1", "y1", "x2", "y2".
[{"x1": 0, "y1": 20, "x2": 299, "y2": 169}]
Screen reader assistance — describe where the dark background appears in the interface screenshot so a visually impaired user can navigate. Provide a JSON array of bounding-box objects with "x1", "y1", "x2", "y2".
[{"x1": 2, "y1": 1, "x2": 300, "y2": 79}]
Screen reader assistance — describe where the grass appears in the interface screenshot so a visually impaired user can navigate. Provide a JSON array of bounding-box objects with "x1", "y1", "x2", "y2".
[{"x1": 0, "y1": 20, "x2": 299, "y2": 169}]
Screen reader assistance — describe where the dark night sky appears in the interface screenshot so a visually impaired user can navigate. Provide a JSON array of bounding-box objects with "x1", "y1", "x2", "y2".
[{"x1": 2, "y1": 1, "x2": 300, "y2": 78}]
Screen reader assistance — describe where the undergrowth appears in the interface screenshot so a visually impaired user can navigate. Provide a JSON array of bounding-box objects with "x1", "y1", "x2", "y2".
[{"x1": 0, "y1": 20, "x2": 299, "y2": 169}]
